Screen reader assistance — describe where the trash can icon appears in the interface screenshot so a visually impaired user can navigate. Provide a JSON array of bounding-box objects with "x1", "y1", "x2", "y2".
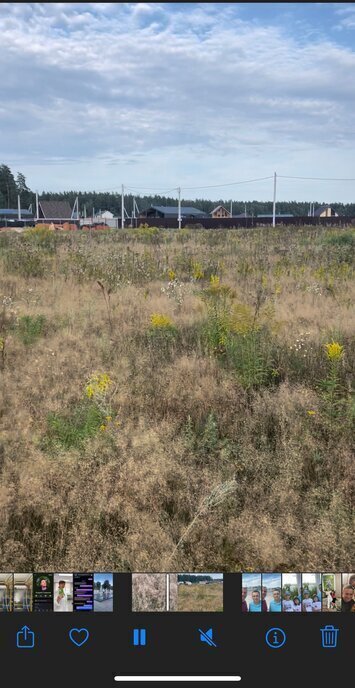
[{"x1": 320, "y1": 625, "x2": 339, "y2": 648}]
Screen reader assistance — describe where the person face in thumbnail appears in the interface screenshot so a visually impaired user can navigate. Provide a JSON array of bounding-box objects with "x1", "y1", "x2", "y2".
[
  {"x1": 282, "y1": 591, "x2": 293, "y2": 611},
  {"x1": 349, "y1": 575, "x2": 355, "y2": 589},
  {"x1": 40, "y1": 579, "x2": 47, "y2": 591},
  {"x1": 242, "y1": 587, "x2": 247, "y2": 601},
  {"x1": 252, "y1": 591, "x2": 260, "y2": 604},
  {"x1": 261, "y1": 586, "x2": 268, "y2": 611},
  {"x1": 273, "y1": 589, "x2": 281, "y2": 603},
  {"x1": 293, "y1": 597, "x2": 301, "y2": 611},
  {"x1": 312, "y1": 594, "x2": 321, "y2": 611},
  {"x1": 57, "y1": 581, "x2": 66, "y2": 603},
  {"x1": 341, "y1": 585, "x2": 355, "y2": 612}
]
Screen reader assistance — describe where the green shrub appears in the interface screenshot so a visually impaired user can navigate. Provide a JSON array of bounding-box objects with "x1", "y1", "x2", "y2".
[
  {"x1": 17, "y1": 314, "x2": 47, "y2": 345},
  {"x1": 45, "y1": 401, "x2": 106, "y2": 450},
  {"x1": 224, "y1": 329, "x2": 276, "y2": 389}
]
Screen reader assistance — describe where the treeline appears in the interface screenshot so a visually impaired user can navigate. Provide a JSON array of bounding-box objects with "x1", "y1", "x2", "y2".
[
  {"x1": 38, "y1": 190, "x2": 355, "y2": 218},
  {"x1": 179, "y1": 574, "x2": 214, "y2": 583},
  {"x1": 2, "y1": 163, "x2": 355, "y2": 217}
]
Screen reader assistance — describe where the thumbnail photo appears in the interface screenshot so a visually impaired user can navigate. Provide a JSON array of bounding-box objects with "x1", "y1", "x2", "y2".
[
  {"x1": 94, "y1": 573, "x2": 114, "y2": 612},
  {"x1": 341, "y1": 573, "x2": 355, "y2": 612},
  {"x1": 33, "y1": 573, "x2": 54, "y2": 612},
  {"x1": 0, "y1": 573, "x2": 13, "y2": 612},
  {"x1": 13, "y1": 574, "x2": 33, "y2": 612},
  {"x1": 177, "y1": 573, "x2": 223, "y2": 612},
  {"x1": 132, "y1": 573, "x2": 223, "y2": 612},
  {"x1": 73, "y1": 573, "x2": 94, "y2": 612},
  {"x1": 281, "y1": 573, "x2": 302, "y2": 612},
  {"x1": 132, "y1": 574, "x2": 168, "y2": 612},
  {"x1": 242, "y1": 573, "x2": 261, "y2": 612},
  {"x1": 54, "y1": 574, "x2": 73, "y2": 612},
  {"x1": 301, "y1": 573, "x2": 322, "y2": 612},
  {"x1": 322, "y1": 574, "x2": 342, "y2": 611},
  {"x1": 261, "y1": 573, "x2": 282, "y2": 612}
]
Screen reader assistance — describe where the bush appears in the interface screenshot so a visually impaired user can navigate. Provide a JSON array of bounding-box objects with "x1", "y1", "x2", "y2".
[
  {"x1": 224, "y1": 329, "x2": 276, "y2": 389},
  {"x1": 45, "y1": 401, "x2": 106, "y2": 451},
  {"x1": 17, "y1": 314, "x2": 47, "y2": 345}
]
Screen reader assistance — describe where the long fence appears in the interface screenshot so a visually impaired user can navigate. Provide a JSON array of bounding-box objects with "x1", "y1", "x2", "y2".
[{"x1": 132, "y1": 215, "x2": 353, "y2": 229}]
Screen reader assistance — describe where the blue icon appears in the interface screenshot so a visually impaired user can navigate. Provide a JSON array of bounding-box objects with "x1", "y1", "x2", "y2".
[
  {"x1": 133, "y1": 629, "x2": 146, "y2": 646},
  {"x1": 199, "y1": 628, "x2": 217, "y2": 647},
  {"x1": 320, "y1": 625, "x2": 339, "y2": 649},
  {"x1": 69, "y1": 628, "x2": 90, "y2": 647},
  {"x1": 265, "y1": 627, "x2": 286, "y2": 649},
  {"x1": 16, "y1": 625, "x2": 35, "y2": 649}
]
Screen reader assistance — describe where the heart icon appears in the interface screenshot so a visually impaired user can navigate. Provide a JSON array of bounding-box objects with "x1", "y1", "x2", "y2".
[{"x1": 69, "y1": 628, "x2": 90, "y2": 647}]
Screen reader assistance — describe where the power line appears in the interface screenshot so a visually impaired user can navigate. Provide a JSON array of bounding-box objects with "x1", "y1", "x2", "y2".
[
  {"x1": 182, "y1": 175, "x2": 273, "y2": 190},
  {"x1": 93, "y1": 176, "x2": 274, "y2": 194},
  {"x1": 279, "y1": 175, "x2": 355, "y2": 181}
]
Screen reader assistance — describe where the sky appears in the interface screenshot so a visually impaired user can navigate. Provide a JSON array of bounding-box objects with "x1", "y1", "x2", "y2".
[{"x1": 1, "y1": 2, "x2": 355, "y2": 202}]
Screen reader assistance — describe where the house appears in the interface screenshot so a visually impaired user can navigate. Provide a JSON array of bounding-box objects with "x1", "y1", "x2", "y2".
[
  {"x1": 37, "y1": 199, "x2": 77, "y2": 222},
  {"x1": 210, "y1": 205, "x2": 231, "y2": 219},
  {"x1": 94, "y1": 210, "x2": 114, "y2": 222},
  {"x1": 140, "y1": 205, "x2": 208, "y2": 219},
  {"x1": 0, "y1": 208, "x2": 34, "y2": 222},
  {"x1": 313, "y1": 205, "x2": 338, "y2": 218}
]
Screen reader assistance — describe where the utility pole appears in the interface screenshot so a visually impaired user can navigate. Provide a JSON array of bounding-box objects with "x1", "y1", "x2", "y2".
[
  {"x1": 17, "y1": 194, "x2": 21, "y2": 221},
  {"x1": 132, "y1": 196, "x2": 136, "y2": 223},
  {"x1": 121, "y1": 184, "x2": 125, "y2": 229},
  {"x1": 35, "y1": 191, "x2": 39, "y2": 222},
  {"x1": 272, "y1": 172, "x2": 277, "y2": 228},
  {"x1": 230, "y1": 199, "x2": 233, "y2": 217},
  {"x1": 178, "y1": 186, "x2": 181, "y2": 230}
]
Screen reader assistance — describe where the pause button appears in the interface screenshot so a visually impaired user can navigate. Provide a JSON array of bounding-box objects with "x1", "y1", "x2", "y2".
[{"x1": 133, "y1": 629, "x2": 147, "y2": 646}]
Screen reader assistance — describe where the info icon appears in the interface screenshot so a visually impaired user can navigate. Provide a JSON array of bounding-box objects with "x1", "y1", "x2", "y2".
[{"x1": 265, "y1": 627, "x2": 287, "y2": 649}]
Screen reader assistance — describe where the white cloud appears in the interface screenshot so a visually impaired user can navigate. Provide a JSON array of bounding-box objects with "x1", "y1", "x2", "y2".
[{"x1": 0, "y1": 2, "x2": 354, "y2": 200}]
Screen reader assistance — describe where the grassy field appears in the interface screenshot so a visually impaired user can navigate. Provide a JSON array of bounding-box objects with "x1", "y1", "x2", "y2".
[
  {"x1": 178, "y1": 582, "x2": 223, "y2": 612},
  {"x1": 0, "y1": 224, "x2": 354, "y2": 572}
]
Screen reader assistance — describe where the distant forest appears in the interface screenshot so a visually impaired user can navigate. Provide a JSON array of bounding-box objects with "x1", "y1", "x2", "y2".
[
  {"x1": 2, "y1": 163, "x2": 355, "y2": 217},
  {"x1": 178, "y1": 574, "x2": 216, "y2": 583}
]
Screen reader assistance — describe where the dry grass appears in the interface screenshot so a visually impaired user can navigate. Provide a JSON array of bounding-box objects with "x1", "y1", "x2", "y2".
[
  {"x1": 0, "y1": 225, "x2": 354, "y2": 572},
  {"x1": 177, "y1": 582, "x2": 223, "y2": 612}
]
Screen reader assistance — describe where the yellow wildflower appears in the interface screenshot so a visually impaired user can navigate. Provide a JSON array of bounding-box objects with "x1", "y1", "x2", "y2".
[
  {"x1": 99, "y1": 424, "x2": 106, "y2": 431},
  {"x1": 85, "y1": 372, "x2": 112, "y2": 398},
  {"x1": 307, "y1": 410, "x2": 316, "y2": 416},
  {"x1": 325, "y1": 341, "x2": 344, "y2": 361},
  {"x1": 192, "y1": 262, "x2": 204, "y2": 280},
  {"x1": 168, "y1": 269, "x2": 176, "y2": 281},
  {"x1": 150, "y1": 313, "x2": 173, "y2": 328},
  {"x1": 210, "y1": 274, "x2": 220, "y2": 288}
]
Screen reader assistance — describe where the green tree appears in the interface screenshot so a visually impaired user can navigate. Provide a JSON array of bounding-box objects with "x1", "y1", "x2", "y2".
[
  {"x1": 16, "y1": 171, "x2": 33, "y2": 208},
  {"x1": 0, "y1": 164, "x2": 18, "y2": 208}
]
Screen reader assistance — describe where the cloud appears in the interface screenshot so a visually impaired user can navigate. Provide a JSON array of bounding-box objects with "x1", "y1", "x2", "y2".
[{"x1": 0, "y1": 2, "x2": 354, "y2": 199}]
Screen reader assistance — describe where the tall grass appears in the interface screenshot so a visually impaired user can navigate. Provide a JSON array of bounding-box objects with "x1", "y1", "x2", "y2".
[{"x1": 0, "y1": 225, "x2": 353, "y2": 572}]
